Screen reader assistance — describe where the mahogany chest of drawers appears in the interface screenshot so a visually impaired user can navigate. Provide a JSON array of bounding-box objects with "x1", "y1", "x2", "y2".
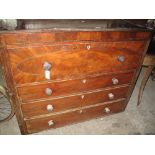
[{"x1": 0, "y1": 20, "x2": 152, "y2": 134}]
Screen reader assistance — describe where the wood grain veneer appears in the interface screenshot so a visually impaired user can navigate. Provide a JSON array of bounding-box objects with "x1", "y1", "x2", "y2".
[{"x1": 0, "y1": 28, "x2": 151, "y2": 134}]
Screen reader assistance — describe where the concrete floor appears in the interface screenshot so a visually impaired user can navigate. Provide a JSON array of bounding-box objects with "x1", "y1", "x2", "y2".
[{"x1": 0, "y1": 67, "x2": 155, "y2": 135}]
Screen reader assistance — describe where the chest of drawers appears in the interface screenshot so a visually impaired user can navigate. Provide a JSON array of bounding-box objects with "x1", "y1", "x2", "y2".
[{"x1": 0, "y1": 20, "x2": 152, "y2": 134}]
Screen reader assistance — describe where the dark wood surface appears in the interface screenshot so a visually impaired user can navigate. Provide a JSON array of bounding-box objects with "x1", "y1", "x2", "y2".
[
  {"x1": 25, "y1": 99, "x2": 126, "y2": 134},
  {"x1": 2, "y1": 31, "x2": 150, "y2": 46},
  {"x1": 21, "y1": 85, "x2": 129, "y2": 118},
  {"x1": 17, "y1": 72, "x2": 133, "y2": 102},
  {"x1": 8, "y1": 41, "x2": 145, "y2": 85},
  {"x1": 0, "y1": 29, "x2": 152, "y2": 134}
]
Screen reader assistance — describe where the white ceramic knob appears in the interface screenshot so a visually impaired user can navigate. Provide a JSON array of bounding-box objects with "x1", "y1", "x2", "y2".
[
  {"x1": 48, "y1": 120, "x2": 54, "y2": 126},
  {"x1": 108, "y1": 93, "x2": 114, "y2": 100},
  {"x1": 112, "y1": 78, "x2": 119, "y2": 85},
  {"x1": 43, "y1": 61, "x2": 52, "y2": 70},
  {"x1": 82, "y1": 79, "x2": 87, "y2": 84},
  {"x1": 43, "y1": 61, "x2": 51, "y2": 70},
  {"x1": 45, "y1": 88, "x2": 53, "y2": 96},
  {"x1": 104, "y1": 107, "x2": 110, "y2": 113},
  {"x1": 47, "y1": 104, "x2": 54, "y2": 112},
  {"x1": 117, "y1": 55, "x2": 125, "y2": 62}
]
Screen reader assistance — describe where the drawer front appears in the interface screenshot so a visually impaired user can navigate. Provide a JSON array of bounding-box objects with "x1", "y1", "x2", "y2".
[
  {"x1": 21, "y1": 85, "x2": 129, "y2": 118},
  {"x1": 25, "y1": 109, "x2": 81, "y2": 134},
  {"x1": 80, "y1": 99, "x2": 126, "y2": 121},
  {"x1": 17, "y1": 71, "x2": 134, "y2": 102},
  {"x1": 8, "y1": 41, "x2": 145, "y2": 85},
  {"x1": 25, "y1": 99, "x2": 126, "y2": 134}
]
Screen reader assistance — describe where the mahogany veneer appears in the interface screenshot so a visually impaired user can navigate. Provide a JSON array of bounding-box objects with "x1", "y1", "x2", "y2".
[
  {"x1": 21, "y1": 85, "x2": 129, "y2": 118},
  {"x1": 17, "y1": 71, "x2": 133, "y2": 102},
  {"x1": 0, "y1": 23, "x2": 151, "y2": 134},
  {"x1": 25, "y1": 99, "x2": 126, "y2": 134}
]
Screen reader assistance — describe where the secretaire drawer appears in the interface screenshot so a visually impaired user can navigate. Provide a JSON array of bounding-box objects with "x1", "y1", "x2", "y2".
[
  {"x1": 21, "y1": 85, "x2": 129, "y2": 118},
  {"x1": 7, "y1": 41, "x2": 145, "y2": 85},
  {"x1": 25, "y1": 99, "x2": 126, "y2": 134},
  {"x1": 17, "y1": 71, "x2": 134, "y2": 102},
  {"x1": 3, "y1": 31, "x2": 150, "y2": 45}
]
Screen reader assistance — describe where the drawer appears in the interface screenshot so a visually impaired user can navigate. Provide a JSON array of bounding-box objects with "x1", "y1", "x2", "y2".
[
  {"x1": 21, "y1": 85, "x2": 129, "y2": 118},
  {"x1": 7, "y1": 41, "x2": 145, "y2": 85},
  {"x1": 17, "y1": 71, "x2": 134, "y2": 102},
  {"x1": 25, "y1": 109, "x2": 81, "y2": 134},
  {"x1": 25, "y1": 99, "x2": 126, "y2": 134},
  {"x1": 80, "y1": 99, "x2": 126, "y2": 121}
]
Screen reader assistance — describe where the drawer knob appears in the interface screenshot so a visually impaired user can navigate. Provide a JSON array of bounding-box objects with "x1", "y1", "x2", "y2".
[
  {"x1": 48, "y1": 120, "x2": 54, "y2": 126},
  {"x1": 43, "y1": 62, "x2": 51, "y2": 80},
  {"x1": 43, "y1": 61, "x2": 51, "y2": 70},
  {"x1": 45, "y1": 88, "x2": 53, "y2": 96},
  {"x1": 47, "y1": 104, "x2": 54, "y2": 112},
  {"x1": 117, "y1": 56, "x2": 125, "y2": 62},
  {"x1": 82, "y1": 79, "x2": 87, "y2": 84},
  {"x1": 104, "y1": 107, "x2": 110, "y2": 113},
  {"x1": 108, "y1": 93, "x2": 114, "y2": 100},
  {"x1": 112, "y1": 78, "x2": 119, "y2": 85},
  {"x1": 87, "y1": 45, "x2": 91, "y2": 50}
]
